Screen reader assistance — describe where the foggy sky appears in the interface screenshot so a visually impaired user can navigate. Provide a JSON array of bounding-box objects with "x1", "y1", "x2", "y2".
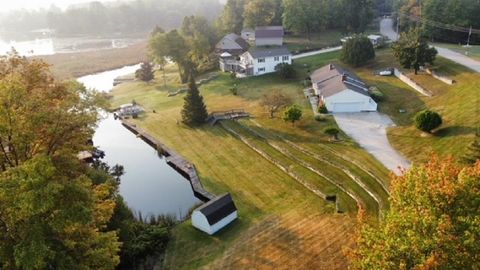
[{"x1": 0, "y1": 0, "x2": 121, "y2": 11}]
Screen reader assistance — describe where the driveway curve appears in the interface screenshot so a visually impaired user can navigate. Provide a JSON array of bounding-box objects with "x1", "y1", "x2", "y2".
[{"x1": 334, "y1": 112, "x2": 411, "y2": 176}]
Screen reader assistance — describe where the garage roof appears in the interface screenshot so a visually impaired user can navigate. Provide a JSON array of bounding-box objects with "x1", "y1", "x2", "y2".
[
  {"x1": 310, "y1": 64, "x2": 370, "y2": 98},
  {"x1": 196, "y1": 193, "x2": 237, "y2": 225}
]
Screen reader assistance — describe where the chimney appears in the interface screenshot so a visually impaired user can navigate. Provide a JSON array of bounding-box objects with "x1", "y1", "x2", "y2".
[
  {"x1": 342, "y1": 73, "x2": 347, "y2": 82},
  {"x1": 329, "y1": 64, "x2": 334, "y2": 70}
]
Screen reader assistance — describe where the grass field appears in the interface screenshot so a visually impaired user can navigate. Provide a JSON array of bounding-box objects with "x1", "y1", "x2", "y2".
[
  {"x1": 33, "y1": 41, "x2": 147, "y2": 80},
  {"x1": 285, "y1": 31, "x2": 344, "y2": 53},
  {"x1": 350, "y1": 49, "x2": 480, "y2": 163},
  {"x1": 109, "y1": 51, "x2": 391, "y2": 269}
]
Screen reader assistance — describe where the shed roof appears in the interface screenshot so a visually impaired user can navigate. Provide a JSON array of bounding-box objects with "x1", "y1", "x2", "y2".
[
  {"x1": 310, "y1": 64, "x2": 370, "y2": 98},
  {"x1": 196, "y1": 193, "x2": 237, "y2": 225},
  {"x1": 246, "y1": 46, "x2": 291, "y2": 59},
  {"x1": 255, "y1": 26, "x2": 284, "y2": 38}
]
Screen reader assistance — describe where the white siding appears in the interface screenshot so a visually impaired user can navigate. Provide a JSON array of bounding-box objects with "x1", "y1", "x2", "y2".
[
  {"x1": 250, "y1": 54, "x2": 292, "y2": 76},
  {"x1": 191, "y1": 210, "x2": 238, "y2": 235},
  {"x1": 255, "y1": 37, "x2": 283, "y2": 46},
  {"x1": 325, "y1": 89, "x2": 377, "y2": 113}
]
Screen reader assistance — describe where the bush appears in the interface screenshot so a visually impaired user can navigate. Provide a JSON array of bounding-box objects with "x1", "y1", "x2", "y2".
[
  {"x1": 135, "y1": 62, "x2": 154, "y2": 82},
  {"x1": 340, "y1": 35, "x2": 375, "y2": 67},
  {"x1": 318, "y1": 103, "x2": 328, "y2": 114},
  {"x1": 229, "y1": 86, "x2": 238, "y2": 95},
  {"x1": 324, "y1": 126, "x2": 340, "y2": 140},
  {"x1": 370, "y1": 89, "x2": 385, "y2": 102},
  {"x1": 414, "y1": 110, "x2": 442, "y2": 133},
  {"x1": 276, "y1": 63, "x2": 296, "y2": 79},
  {"x1": 315, "y1": 114, "x2": 327, "y2": 122}
]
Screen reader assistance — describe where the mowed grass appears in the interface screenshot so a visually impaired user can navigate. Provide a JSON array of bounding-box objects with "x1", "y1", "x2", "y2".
[
  {"x1": 285, "y1": 30, "x2": 344, "y2": 52},
  {"x1": 109, "y1": 51, "x2": 390, "y2": 269},
  {"x1": 350, "y1": 49, "x2": 480, "y2": 163}
]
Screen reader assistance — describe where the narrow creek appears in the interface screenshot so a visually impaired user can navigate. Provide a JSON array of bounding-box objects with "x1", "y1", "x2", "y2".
[{"x1": 77, "y1": 65, "x2": 200, "y2": 220}]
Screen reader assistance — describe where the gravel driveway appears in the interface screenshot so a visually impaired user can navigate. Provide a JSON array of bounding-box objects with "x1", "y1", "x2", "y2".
[{"x1": 333, "y1": 112, "x2": 411, "y2": 175}]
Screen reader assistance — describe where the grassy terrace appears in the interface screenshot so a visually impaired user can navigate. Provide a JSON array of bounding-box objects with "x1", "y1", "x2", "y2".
[
  {"x1": 350, "y1": 49, "x2": 480, "y2": 163},
  {"x1": 109, "y1": 51, "x2": 391, "y2": 269}
]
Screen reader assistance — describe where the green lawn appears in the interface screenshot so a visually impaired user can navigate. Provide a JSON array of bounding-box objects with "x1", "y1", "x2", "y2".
[
  {"x1": 285, "y1": 31, "x2": 343, "y2": 53},
  {"x1": 350, "y1": 49, "x2": 480, "y2": 163},
  {"x1": 108, "y1": 51, "x2": 391, "y2": 269}
]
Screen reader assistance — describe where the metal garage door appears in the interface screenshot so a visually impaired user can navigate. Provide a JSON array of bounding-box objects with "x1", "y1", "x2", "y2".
[{"x1": 332, "y1": 102, "x2": 363, "y2": 113}]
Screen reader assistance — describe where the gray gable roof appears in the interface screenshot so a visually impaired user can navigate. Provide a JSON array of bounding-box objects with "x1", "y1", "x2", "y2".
[
  {"x1": 196, "y1": 193, "x2": 237, "y2": 225},
  {"x1": 216, "y1": 33, "x2": 249, "y2": 51},
  {"x1": 310, "y1": 64, "x2": 370, "y2": 98},
  {"x1": 247, "y1": 46, "x2": 291, "y2": 59},
  {"x1": 255, "y1": 26, "x2": 284, "y2": 38}
]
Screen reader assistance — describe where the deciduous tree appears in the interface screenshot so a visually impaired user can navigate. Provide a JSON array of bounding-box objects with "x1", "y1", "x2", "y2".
[
  {"x1": 135, "y1": 62, "x2": 155, "y2": 82},
  {"x1": 340, "y1": 35, "x2": 375, "y2": 66},
  {"x1": 260, "y1": 91, "x2": 293, "y2": 118},
  {"x1": 243, "y1": 0, "x2": 276, "y2": 28},
  {"x1": 392, "y1": 28, "x2": 437, "y2": 74},
  {"x1": 350, "y1": 157, "x2": 480, "y2": 270}
]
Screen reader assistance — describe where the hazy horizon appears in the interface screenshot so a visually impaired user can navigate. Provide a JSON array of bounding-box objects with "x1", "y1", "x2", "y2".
[{"x1": 0, "y1": 0, "x2": 122, "y2": 12}]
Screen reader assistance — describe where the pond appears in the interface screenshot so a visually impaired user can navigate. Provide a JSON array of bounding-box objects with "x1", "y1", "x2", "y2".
[{"x1": 77, "y1": 66, "x2": 200, "y2": 220}]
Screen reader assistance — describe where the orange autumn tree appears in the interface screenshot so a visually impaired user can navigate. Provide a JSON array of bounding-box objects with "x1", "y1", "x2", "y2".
[{"x1": 350, "y1": 157, "x2": 480, "y2": 269}]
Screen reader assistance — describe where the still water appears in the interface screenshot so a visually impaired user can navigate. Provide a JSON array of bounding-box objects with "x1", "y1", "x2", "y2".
[
  {"x1": 78, "y1": 67, "x2": 200, "y2": 219},
  {"x1": 0, "y1": 36, "x2": 142, "y2": 56}
]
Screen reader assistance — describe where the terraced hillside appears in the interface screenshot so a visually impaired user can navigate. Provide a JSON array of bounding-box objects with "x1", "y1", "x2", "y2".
[{"x1": 109, "y1": 51, "x2": 392, "y2": 269}]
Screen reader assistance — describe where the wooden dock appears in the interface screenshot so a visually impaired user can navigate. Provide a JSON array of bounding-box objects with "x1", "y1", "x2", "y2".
[{"x1": 121, "y1": 120, "x2": 215, "y2": 202}]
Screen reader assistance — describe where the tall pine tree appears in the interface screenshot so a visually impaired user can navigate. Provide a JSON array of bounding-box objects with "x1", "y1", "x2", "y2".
[
  {"x1": 462, "y1": 130, "x2": 480, "y2": 164},
  {"x1": 181, "y1": 74, "x2": 208, "y2": 126}
]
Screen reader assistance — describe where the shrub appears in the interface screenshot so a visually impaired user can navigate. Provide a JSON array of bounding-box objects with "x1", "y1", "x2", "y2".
[
  {"x1": 370, "y1": 89, "x2": 385, "y2": 102},
  {"x1": 283, "y1": 105, "x2": 303, "y2": 126},
  {"x1": 318, "y1": 103, "x2": 328, "y2": 114},
  {"x1": 276, "y1": 63, "x2": 296, "y2": 79},
  {"x1": 229, "y1": 86, "x2": 238, "y2": 95},
  {"x1": 340, "y1": 35, "x2": 375, "y2": 67},
  {"x1": 414, "y1": 110, "x2": 442, "y2": 133},
  {"x1": 315, "y1": 114, "x2": 327, "y2": 122},
  {"x1": 324, "y1": 127, "x2": 340, "y2": 140},
  {"x1": 135, "y1": 62, "x2": 154, "y2": 82}
]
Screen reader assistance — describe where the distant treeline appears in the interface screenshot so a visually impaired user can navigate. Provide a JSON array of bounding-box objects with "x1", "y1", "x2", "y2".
[
  {"x1": 0, "y1": 0, "x2": 223, "y2": 38},
  {"x1": 392, "y1": 0, "x2": 480, "y2": 44}
]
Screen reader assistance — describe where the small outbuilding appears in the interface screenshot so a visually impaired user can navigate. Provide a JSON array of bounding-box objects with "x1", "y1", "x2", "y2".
[{"x1": 191, "y1": 193, "x2": 238, "y2": 235}]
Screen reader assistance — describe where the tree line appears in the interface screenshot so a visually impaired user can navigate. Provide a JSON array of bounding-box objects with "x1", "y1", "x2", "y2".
[
  {"x1": 217, "y1": 0, "x2": 379, "y2": 39},
  {"x1": 0, "y1": 0, "x2": 223, "y2": 38},
  {"x1": 392, "y1": 0, "x2": 480, "y2": 44}
]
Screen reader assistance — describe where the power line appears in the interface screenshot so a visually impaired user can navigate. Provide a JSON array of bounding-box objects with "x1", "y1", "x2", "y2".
[{"x1": 397, "y1": 11, "x2": 480, "y2": 34}]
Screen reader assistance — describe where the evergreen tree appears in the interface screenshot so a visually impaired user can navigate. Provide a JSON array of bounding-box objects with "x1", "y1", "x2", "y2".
[
  {"x1": 181, "y1": 75, "x2": 208, "y2": 126},
  {"x1": 462, "y1": 130, "x2": 480, "y2": 164}
]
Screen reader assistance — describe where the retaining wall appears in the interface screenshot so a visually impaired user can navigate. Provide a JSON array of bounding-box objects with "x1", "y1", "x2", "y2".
[
  {"x1": 425, "y1": 68, "x2": 455, "y2": 85},
  {"x1": 393, "y1": 68, "x2": 432, "y2": 97}
]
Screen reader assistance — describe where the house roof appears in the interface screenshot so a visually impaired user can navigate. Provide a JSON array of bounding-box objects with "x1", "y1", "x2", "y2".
[
  {"x1": 216, "y1": 33, "x2": 249, "y2": 51},
  {"x1": 310, "y1": 64, "x2": 370, "y2": 98},
  {"x1": 246, "y1": 46, "x2": 291, "y2": 59},
  {"x1": 196, "y1": 193, "x2": 237, "y2": 225},
  {"x1": 255, "y1": 26, "x2": 284, "y2": 39}
]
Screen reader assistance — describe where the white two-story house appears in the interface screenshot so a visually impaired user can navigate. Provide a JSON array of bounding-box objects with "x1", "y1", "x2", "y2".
[{"x1": 237, "y1": 46, "x2": 292, "y2": 77}]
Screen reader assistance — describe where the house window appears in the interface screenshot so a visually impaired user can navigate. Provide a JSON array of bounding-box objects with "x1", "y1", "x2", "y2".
[
  {"x1": 258, "y1": 58, "x2": 265, "y2": 63},
  {"x1": 258, "y1": 67, "x2": 265, "y2": 72},
  {"x1": 274, "y1": 56, "x2": 280, "y2": 61},
  {"x1": 282, "y1": 55, "x2": 290, "y2": 61}
]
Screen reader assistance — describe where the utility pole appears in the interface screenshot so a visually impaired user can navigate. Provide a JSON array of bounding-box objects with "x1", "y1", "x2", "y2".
[{"x1": 467, "y1": 26, "x2": 472, "y2": 47}]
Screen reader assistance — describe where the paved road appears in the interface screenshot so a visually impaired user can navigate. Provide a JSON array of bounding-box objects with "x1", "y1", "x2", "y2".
[
  {"x1": 380, "y1": 17, "x2": 399, "y2": 41},
  {"x1": 434, "y1": 46, "x2": 480, "y2": 73},
  {"x1": 292, "y1": 46, "x2": 342, "y2": 60},
  {"x1": 334, "y1": 112, "x2": 411, "y2": 176},
  {"x1": 380, "y1": 18, "x2": 480, "y2": 72}
]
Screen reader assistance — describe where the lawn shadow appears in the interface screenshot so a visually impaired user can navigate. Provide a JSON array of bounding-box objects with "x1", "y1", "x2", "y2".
[{"x1": 434, "y1": 125, "x2": 478, "y2": 137}]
